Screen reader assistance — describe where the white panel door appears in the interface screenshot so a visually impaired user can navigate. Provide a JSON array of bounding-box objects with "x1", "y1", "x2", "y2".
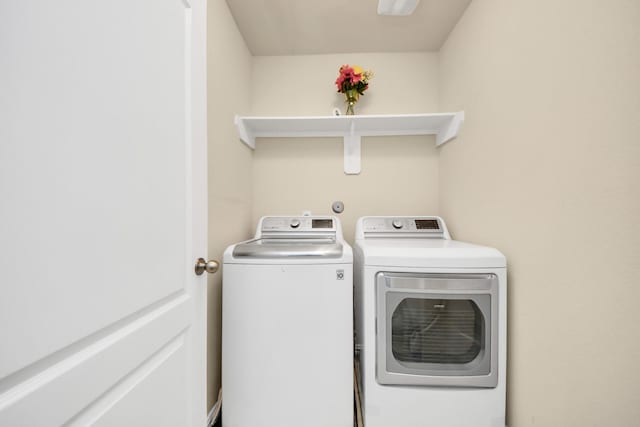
[{"x1": 0, "y1": 0, "x2": 208, "y2": 425}]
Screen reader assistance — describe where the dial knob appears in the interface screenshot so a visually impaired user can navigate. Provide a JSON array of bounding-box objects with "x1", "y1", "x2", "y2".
[
  {"x1": 290, "y1": 219, "x2": 301, "y2": 228},
  {"x1": 392, "y1": 219, "x2": 403, "y2": 229}
]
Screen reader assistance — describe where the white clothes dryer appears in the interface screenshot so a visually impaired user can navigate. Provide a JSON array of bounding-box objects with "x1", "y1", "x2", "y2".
[
  {"x1": 354, "y1": 216, "x2": 507, "y2": 427},
  {"x1": 222, "y1": 216, "x2": 353, "y2": 427}
]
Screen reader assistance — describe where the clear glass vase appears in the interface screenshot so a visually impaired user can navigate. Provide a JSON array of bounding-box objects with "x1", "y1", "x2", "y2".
[{"x1": 344, "y1": 89, "x2": 359, "y2": 115}]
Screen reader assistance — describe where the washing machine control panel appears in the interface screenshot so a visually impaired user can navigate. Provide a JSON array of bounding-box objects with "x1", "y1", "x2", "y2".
[
  {"x1": 261, "y1": 217, "x2": 336, "y2": 232},
  {"x1": 362, "y1": 217, "x2": 445, "y2": 237}
]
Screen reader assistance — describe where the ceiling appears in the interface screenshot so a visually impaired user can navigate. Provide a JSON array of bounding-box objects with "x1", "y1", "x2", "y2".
[{"x1": 225, "y1": 0, "x2": 473, "y2": 56}]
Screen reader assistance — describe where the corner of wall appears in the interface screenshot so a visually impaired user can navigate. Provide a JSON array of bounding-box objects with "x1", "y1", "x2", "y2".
[{"x1": 206, "y1": 0, "x2": 255, "y2": 412}]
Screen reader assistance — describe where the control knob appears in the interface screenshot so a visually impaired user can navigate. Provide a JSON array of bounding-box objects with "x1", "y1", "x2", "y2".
[
  {"x1": 290, "y1": 219, "x2": 301, "y2": 228},
  {"x1": 392, "y1": 219, "x2": 403, "y2": 229}
]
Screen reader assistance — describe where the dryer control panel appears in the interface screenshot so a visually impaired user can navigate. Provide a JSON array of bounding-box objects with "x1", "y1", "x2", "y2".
[{"x1": 359, "y1": 216, "x2": 450, "y2": 239}]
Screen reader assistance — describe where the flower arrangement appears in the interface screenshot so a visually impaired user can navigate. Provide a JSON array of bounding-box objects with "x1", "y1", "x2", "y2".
[{"x1": 335, "y1": 64, "x2": 373, "y2": 115}]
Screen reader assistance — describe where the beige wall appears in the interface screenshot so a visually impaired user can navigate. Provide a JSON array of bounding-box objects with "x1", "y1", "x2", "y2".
[
  {"x1": 206, "y1": 0, "x2": 253, "y2": 411},
  {"x1": 251, "y1": 53, "x2": 440, "y2": 242},
  {"x1": 438, "y1": 0, "x2": 640, "y2": 425}
]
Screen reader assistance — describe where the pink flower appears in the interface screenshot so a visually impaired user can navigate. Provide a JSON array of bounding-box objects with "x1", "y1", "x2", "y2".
[{"x1": 340, "y1": 65, "x2": 354, "y2": 77}]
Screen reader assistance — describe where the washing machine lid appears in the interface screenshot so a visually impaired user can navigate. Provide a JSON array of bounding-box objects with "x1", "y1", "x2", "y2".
[
  {"x1": 232, "y1": 237, "x2": 344, "y2": 259},
  {"x1": 357, "y1": 238, "x2": 506, "y2": 268}
]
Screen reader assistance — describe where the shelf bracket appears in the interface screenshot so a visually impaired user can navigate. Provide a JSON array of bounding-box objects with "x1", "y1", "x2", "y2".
[
  {"x1": 235, "y1": 115, "x2": 255, "y2": 149},
  {"x1": 435, "y1": 111, "x2": 465, "y2": 146},
  {"x1": 343, "y1": 121, "x2": 361, "y2": 174}
]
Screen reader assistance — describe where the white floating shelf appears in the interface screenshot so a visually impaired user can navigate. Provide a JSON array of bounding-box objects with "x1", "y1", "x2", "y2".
[{"x1": 235, "y1": 112, "x2": 464, "y2": 174}]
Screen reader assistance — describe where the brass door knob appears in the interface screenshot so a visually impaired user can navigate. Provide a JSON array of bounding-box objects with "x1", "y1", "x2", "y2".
[{"x1": 194, "y1": 258, "x2": 219, "y2": 275}]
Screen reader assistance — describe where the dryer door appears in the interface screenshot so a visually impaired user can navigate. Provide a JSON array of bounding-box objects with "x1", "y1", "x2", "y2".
[{"x1": 376, "y1": 272, "x2": 499, "y2": 387}]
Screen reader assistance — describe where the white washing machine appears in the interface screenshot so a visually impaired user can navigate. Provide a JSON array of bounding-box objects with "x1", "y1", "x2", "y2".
[
  {"x1": 354, "y1": 216, "x2": 507, "y2": 427},
  {"x1": 222, "y1": 216, "x2": 353, "y2": 427}
]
